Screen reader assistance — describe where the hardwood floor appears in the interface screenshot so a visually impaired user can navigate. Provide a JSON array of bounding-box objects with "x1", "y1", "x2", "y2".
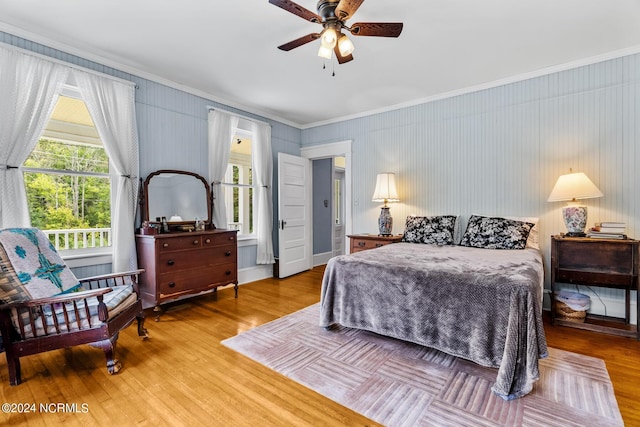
[{"x1": 1, "y1": 266, "x2": 639, "y2": 426}]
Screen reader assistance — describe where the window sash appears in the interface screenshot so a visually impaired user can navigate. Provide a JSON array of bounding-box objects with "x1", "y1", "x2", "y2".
[{"x1": 22, "y1": 166, "x2": 110, "y2": 179}]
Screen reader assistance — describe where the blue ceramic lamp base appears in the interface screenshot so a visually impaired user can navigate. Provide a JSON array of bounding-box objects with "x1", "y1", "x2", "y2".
[{"x1": 378, "y1": 207, "x2": 393, "y2": 236}]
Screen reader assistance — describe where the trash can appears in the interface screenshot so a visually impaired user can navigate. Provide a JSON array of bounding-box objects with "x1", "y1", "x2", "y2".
[{"x1": 555, "y1": 290, "x2": 591, "y2": 323}]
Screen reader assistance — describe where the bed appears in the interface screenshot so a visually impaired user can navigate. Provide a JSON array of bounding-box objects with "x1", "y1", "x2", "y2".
[{"x1": 319, "y1": 215, "x2": 548, "y2": 400}]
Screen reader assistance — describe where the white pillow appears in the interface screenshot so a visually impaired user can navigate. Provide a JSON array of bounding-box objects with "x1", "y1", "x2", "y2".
[{"x1": 472, "y1": 214, "x2": 539, "y2": 249}]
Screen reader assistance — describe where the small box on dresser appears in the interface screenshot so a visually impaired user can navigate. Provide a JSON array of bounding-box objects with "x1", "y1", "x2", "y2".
[{"x1": 136, "y1": 229, "x2": 238, "y2": 319}]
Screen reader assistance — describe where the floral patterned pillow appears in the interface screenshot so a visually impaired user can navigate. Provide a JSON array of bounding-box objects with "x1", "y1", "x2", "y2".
[
  {"x1": 459, "y1": 215, "x2": 534, "y2": 250},
  {"x1": 402, "y1": 215, "x2": 457, "y2": 246}
]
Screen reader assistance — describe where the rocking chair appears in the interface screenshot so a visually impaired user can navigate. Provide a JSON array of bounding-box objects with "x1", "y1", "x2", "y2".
[{"x1": 0, "y1": 228, "x2": 148, "y2": 385}]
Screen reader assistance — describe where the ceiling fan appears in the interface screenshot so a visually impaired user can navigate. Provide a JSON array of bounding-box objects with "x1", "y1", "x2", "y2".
[{"x1": 269, "y1": 0, "x2": 403, "y2": 64}]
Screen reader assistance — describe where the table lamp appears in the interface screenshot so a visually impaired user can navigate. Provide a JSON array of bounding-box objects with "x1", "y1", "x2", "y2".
[
  {"x1": 372, "y1": 173, "x2": 399, "y2": 236},
  {"x1": 547, "y1": 170, "x2": 603, "y2": 237}
]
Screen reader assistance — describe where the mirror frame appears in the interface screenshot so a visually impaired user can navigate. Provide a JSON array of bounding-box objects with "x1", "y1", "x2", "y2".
[{"x1": 141, "y1": 169, "x2": 213, "y2": 231}]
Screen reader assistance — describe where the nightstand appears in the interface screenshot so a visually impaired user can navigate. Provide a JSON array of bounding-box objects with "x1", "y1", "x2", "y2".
[
  {"x1": 550, "y1": 235, "x2": 639, "y2": 339},
  {"x1": 348, "y1": 234, "x2": 403, "y2": 253}
]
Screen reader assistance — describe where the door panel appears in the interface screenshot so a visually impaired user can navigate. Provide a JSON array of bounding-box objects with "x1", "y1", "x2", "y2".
[{"x1": 277, "y1": 153, "x2": 312, "y2": 278}]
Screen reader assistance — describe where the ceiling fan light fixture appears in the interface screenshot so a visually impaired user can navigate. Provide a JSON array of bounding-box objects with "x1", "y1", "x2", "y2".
[
  {"x1": 320, "y1": 27, "x2": 338, "y2": 49},
  {"x1": 317, "y1": 44, "x2": 333, "y2": 59},
  {"x1": 269, "y1": 0, "x2": 403, "y2": 65},
  {"x1": 337, "y1": 34, "x2": 355, "y2": 56}
]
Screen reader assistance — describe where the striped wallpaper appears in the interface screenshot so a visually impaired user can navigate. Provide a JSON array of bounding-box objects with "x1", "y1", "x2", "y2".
[{"x1": 302, "y1": 53, "x2": 640, "y2": 321}]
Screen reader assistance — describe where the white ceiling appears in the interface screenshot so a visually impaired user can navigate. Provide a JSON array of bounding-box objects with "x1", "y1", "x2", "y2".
[{"x1": 1, "y1": 0, "x2": 640, "y2": 128}]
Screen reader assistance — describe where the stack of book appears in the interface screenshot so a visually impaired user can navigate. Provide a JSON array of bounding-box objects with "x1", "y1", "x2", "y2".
[{"x1": 587, "y1": 222, "x2": 627, "y2": 239}]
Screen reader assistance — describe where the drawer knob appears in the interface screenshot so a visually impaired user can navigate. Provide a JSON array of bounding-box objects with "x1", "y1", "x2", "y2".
[
  {"x1": 225, "y1": 270, "x2": 231, "y2": 276},
  {"x1": 205, "y1": 239, "x2": 211, "y2": 244},
  {"x1": 225, "y1": 250, "x2": 232, "y2": 256},
  {"x1": 375, "y1": 243, "x2": 383, "y2": 247},
  {"x1": 193, "y1": 240, "x2": 199, "y2": 245},
  {"x1": 167, "y1": 259, "x2": 174, "y2": 266},
  {"x1": 168, "y1": 282, "x2": 176, "y2": 288},
  {"x1": 358, "y1": 241, "x2": 365, "y2": 247},
  {"x1": 163, "y1": 243, "x2": 169, "y2": 248},
  {"x1": 229, "y1": 236, "x2": 235, "y2": 241}
]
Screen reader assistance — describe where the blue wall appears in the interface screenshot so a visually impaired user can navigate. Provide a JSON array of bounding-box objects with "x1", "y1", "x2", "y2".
[
  {"x1": 312, "y1": 158, "x2": 332, "y2": 255},
  {"x1": 300, "y1": 53, "x2": 640, "y2": 321}
]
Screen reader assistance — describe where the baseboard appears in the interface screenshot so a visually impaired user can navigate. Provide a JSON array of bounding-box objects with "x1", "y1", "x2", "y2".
[
  {"x1": 586, "y1": 295, "x2": 637, "y2": 325},
  {"x1": 313, "y1": 251, "x2": 333, "y2": 267},
  {"x1": 238, "y1": 264, "x2": 273, "y2": 285}
]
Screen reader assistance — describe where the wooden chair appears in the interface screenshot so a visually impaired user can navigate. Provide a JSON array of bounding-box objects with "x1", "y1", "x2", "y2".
[{"x1": 0, "y1": 228, "x2": 147, "y2": 385}]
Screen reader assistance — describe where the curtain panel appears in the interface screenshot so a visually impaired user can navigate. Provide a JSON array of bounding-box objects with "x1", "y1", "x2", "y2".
[
  {"x1": 0, "y1": 45, "x2": 70, "y2": 228},
  {"x1": 208, "y1": 110, "x2": 238, "y2": 230},
  {"x1": 73, "y1": 70, "x2": 140, "y2": 272},
  {"x1": 252, "y1": 121, "x2": 274, "y2": 264}
]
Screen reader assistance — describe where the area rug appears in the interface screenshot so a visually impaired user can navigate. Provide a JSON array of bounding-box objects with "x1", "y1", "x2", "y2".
[{"x1": 222, "y1": 304, "x2": 623, "y2": 427}]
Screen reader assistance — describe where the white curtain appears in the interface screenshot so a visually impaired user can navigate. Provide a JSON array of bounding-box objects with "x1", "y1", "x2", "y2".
[
  {"x1": 208, "y1": 110, "x2": 238, "y2": 229},
  {"x1": 0, "y1": 45, "x2": 70, "y2": 228},
  {"x1": 73, "y1": 70, "x2": 139, "y2": 272},
  {"x1": 252, "y1": 121, "x2": 274, "y2": 264}
]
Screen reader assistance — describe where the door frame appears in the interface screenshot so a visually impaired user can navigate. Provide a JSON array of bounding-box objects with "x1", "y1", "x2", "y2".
[{"x1": 301, "y1": 140, "x2": 352, "y2": 256}]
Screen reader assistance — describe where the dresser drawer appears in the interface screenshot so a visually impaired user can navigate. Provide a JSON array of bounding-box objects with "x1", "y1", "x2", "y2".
[
  {"x1": 158, "y1": 264, "x2": 237, "y2": 297},
  {"x1": 350, "y1": 238, "x2": 390, "y2": 252},
  {"x1": 202, "y1": 232, "x2": 237, "y2": 247},
  {"x1": 158, "y1": 235, "x2": 203, "y2": 252},
  {"x1": 158, "y1": 246, "x2": 237, "y2": 273},
  {"x1": 158, "y1": 268, "x2": 215, "y2": 297}
]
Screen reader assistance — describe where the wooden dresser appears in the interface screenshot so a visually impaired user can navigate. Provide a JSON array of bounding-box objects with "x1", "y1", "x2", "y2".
[{"x1": 136, "y1": 229, "x2": 238, "y2": 317}]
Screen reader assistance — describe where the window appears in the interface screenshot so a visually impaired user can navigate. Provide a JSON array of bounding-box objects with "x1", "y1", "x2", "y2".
[
  {"x1": 222, "y1": 128, "x2": 255, "y2": 237},
  {"x1": 22, "y1": 93, "x2": 112, "y2": 251}
]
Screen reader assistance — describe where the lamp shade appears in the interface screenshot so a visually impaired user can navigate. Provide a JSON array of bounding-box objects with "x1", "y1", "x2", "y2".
[
  {"x1": 317, "y1": 44, "x2": 332, "y2": 59},
  {"x1": 547, "y1": 172, "x2": 603, "y2": 202},
  {"x1": 548, "y1": 171, "x2": 603, "y2": 237},
  {"x1": 337, "y1": 34, "x2": 355, "y2": 56},
  {"x1": 372, "y1": 173, "x2": 399, "y2": 203}
]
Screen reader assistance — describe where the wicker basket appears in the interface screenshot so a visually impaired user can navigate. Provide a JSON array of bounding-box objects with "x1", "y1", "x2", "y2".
[{"x1": 556, "y1": 300, "x2": 587, "y2": 323}]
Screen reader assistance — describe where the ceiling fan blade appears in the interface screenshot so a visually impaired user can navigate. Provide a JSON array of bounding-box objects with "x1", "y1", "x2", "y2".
[
  {"x1": 334, "y1": 45, "x2": 354, "y2": 64},
  {"x1": 350, "y1": 22, "x2": 404, "y2": 37},
  {"x1": 335, "y1": 0, "x2": 365, "y2": 21},
  {"x1": 278, "y1": 33, "x2": 321, "y2": 51},
  {"x1": 268, "y1": 0, "x2": 322, "y2": 23}
]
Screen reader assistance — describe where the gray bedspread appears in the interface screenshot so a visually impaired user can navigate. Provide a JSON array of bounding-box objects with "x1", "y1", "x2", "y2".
[{"x1": 319, "y1": 243, "x2": 548, "y2": 400}]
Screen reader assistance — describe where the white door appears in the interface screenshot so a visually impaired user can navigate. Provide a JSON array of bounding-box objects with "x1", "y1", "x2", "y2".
[{"x1": 277, "y1": 153, "x2": 312, "y2": 278}]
